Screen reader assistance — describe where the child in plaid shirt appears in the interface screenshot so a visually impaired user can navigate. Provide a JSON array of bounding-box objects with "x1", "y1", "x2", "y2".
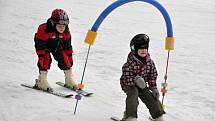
[{"x1": 120, "y1": 34, "x2": 165, "y2": 121}]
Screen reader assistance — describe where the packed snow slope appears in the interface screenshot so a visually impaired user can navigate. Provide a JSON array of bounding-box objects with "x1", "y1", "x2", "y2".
[{"x1": 0, "y1": 0, "x2": 215, "y2": 121}]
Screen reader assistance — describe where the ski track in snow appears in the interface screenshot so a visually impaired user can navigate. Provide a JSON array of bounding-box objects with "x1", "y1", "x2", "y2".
[{"x1": 0, "y1": 0, "x2": 215, "y2": 121}]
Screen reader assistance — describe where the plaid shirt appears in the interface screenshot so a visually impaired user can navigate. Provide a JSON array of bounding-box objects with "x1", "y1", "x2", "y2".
[{"x1": 120, "y1": 52, "x2": 158, "y2": 88}]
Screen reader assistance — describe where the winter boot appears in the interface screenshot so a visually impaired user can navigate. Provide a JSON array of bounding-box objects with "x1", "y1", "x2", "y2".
[
  {"x1": 34, "y1": 70, "x2": 52, "y2": 91},
  {"x1": 64, "y1": 68, "x2": 77, "y2": 89},
  {"x1": 154, "y1": 115, "x2": 165, "y2": 121},
  {"x1": 125, "y1": 117, "x2": 137, "y2": 121}
]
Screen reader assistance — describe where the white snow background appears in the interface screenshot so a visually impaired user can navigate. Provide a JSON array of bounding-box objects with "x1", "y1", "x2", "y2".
[{"x1": 0, "y1": 0, "x2": 215, "y2": 121}]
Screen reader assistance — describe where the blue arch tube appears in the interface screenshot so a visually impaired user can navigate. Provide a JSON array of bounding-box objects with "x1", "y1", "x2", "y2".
[
  {"x1": 92, "y1": 0, "x2": 173, "y2": 37},
  {"x1": 85, "y1": 0, "x2": 174, "y2": 50}
]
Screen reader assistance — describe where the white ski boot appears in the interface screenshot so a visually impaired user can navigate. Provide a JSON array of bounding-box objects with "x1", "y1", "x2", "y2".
[
  {"x1": 125, "y1": 117, "x2": 137, "y2": 121},
  {"x1": 35, "y1": 70, "x2": 52, "y2": 91},
  {"x1": 64, "y1": 68, "x2": 77, "y2": 89},
  {"x1": 154, "y1": 115, "x2": 165, "y2": 121}
]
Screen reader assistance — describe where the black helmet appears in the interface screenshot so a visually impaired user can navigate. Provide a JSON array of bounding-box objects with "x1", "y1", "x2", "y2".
[
  {"x1": 50, "y1": 9, "x2": 69, "y2": 25},
  {"x1": 130, "y1": 34, "x2": 150, "y2": 52}
]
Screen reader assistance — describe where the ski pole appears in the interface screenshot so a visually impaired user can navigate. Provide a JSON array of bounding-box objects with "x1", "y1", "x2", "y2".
[{"x1": 73, "y1": 45, "x2": 91, "y2": 115}]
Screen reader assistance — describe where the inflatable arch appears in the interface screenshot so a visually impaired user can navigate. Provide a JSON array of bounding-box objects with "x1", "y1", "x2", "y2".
[
  {"x1": 74, "y1": 1, "x2": 175, "y2": 112},
  {"x1": 84, "y1": 0, "x2": 175, "y2": 50}
]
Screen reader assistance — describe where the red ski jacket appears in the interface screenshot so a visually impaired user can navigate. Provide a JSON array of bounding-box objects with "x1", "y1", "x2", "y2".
[
  {"x1": 34, "y1": 23, "x2": 73, "y2": 56},
  {"x1": 34, "y1": 19, "x2": 73, "y2": 70}
]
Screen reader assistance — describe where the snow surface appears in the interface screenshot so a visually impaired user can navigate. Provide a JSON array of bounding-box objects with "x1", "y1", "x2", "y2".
[{"x1": 0, "y1": 0, "x2": 215, "y2": 121}]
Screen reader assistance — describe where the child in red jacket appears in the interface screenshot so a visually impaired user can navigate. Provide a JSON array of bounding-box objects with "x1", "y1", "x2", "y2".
[
  {"x1": 120, "y1": 34, "x2": 165, "y2": 121},
  {"x1": 34, "y1": 9, "x2": 77, "y2": 91}
]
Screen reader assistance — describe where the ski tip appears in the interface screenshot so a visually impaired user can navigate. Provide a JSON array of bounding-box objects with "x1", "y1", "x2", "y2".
[
  {"x1": 84, "y1": 93, "x2": 94, "y2": 97},
  {"x1": 110, "y1": 116, "x2": 122, "y2": 121},
  {"x1": 65, "y1": 94, "x2": 73, "y2": 98}
]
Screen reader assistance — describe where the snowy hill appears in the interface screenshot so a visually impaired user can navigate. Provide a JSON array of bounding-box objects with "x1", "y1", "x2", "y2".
[{"x1": 0, "y1": 0, "x2": 215, "y2": 121}]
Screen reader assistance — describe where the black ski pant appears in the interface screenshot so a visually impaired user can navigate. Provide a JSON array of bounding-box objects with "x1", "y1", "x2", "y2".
[{"x1": 121, "y1": 85, "x2": 165, "y2": 119}]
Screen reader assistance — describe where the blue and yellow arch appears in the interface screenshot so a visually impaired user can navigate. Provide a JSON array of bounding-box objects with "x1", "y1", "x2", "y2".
[{"x1": 84, "y1": 0, "x2": 174, "y2": 50}]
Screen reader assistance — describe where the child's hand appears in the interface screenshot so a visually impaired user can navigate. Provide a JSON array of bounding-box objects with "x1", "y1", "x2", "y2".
[{"x1": 134, "y1": 76, "x2": 146, "y2": 89}]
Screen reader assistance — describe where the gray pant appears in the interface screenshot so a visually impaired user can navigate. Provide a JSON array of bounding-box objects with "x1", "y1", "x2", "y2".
[{"x1": 121, "y1": 85, "x2": 165, "y2": 119}]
